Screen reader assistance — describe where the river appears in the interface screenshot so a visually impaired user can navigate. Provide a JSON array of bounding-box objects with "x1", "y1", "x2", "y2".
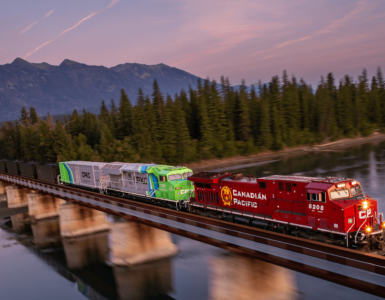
[{"x1": 1, "y1": 141, "x2": 385, "y2": 300}]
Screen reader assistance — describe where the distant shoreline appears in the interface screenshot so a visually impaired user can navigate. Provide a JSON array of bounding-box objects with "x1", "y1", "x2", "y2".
[{"x1": 186, "y1": 132, "x2": 385, "y2": 172}]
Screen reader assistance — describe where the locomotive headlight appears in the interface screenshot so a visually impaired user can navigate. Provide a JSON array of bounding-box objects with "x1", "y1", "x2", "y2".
[
  {"x1": 366, "y1": 227, "x2": 372, "y2": 233},
  {"x1": 363, "y1": 201, "x2": 368, "y2": 210}
]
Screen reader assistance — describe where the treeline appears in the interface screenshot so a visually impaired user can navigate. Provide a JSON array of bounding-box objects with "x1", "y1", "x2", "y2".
[{"x1": 0, "y1": 68, "x2": 385, "y2": 165}]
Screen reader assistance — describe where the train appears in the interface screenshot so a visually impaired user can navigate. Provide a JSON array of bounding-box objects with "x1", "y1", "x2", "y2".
[{"x1": 0, "y1": 159, "x2": 384, "y2": 254}]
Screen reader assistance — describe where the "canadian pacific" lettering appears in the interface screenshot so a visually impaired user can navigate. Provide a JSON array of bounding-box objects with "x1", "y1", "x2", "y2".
[
  {"x1": 233, "y1": 199, "x2": 258, "y2": 207},
  {"x1": 233, "y1": 190, "x2": 266, "y2": 200}
]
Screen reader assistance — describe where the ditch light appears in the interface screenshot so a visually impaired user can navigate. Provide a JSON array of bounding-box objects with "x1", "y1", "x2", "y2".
[{"x1": 363, "y1": 201, "x2": 368, "y2": 210}]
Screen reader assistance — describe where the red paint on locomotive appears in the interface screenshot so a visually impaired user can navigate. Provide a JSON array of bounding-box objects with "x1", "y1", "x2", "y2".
[{"x1": 188, "y1": 172, "x2": 384, "y2": 246}]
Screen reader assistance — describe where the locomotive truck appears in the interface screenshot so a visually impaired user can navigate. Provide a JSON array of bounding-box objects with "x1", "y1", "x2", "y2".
[{"x1": 188, "y1": 172, "x2": 385, "y2": 254}]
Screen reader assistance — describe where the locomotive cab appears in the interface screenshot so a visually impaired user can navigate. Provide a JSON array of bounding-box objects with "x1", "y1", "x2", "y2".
[{"x1": 306, "y1": 178, "x2": 384, "y2": 251}]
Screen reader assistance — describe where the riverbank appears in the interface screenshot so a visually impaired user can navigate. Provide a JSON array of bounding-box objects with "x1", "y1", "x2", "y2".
[{"x1": 187, "y1": 132, "x2": 385, "y2": 172}]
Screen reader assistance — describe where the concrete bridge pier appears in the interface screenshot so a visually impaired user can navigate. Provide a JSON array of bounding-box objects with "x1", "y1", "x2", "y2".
[
  {"x1": 0, "y1": 181, "x2": 11, "y2": 202},
  {"x1": 209, "y1": 253, "x2": 298, "y2": 300},
  {"x1": 109, "y1": 221, "x2": 178, "y2": 267},
  {"x1": 28, "y1": 192, "x2": 65, "y2": 220},
  {"x1": 59, "y1": 203, "x2": 110, "y2": 237},
  {"x1": 6, "y1": 185, "x2": 32, "y2": 208}
]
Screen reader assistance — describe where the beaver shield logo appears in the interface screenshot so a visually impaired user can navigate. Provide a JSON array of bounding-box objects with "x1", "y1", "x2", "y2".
[{"x1": 221, "y1": 186, "x2": 232, "y2": 206}]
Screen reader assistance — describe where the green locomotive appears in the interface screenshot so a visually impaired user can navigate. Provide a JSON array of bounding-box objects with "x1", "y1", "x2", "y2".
[{"x1": 59, "y1": 161, "x2": 194, "y2": 209}]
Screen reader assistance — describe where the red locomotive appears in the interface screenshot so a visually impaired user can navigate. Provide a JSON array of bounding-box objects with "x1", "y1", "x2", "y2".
[{"x1": 188, "y1": 172, "x2": 385, "y2": 253}]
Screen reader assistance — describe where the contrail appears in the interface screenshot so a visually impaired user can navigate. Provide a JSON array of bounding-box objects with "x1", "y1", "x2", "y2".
[
  {"x1": 24, "y1": 0, "x2": 120, "y2": 59},
  {"x1": 20, "y1": 9, "x2": 54, "y2": 35},
  {"x1": 13, "y1": 21, "x2": 29, "y2": 33}
]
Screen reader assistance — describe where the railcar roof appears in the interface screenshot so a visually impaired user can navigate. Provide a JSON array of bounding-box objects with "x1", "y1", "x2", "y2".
[
  {"x1": 260, "y1": 175, "x2": 352, "y2": 183},
  {"x1": 63, "y1": 161, "x2": 106, "y2": 166},
  {"x1": 222, "y1": 177, "x2": 258, "y2": 183},
  {"x1": 188, "y1": 171, "x2": 229, "y2": 179}
]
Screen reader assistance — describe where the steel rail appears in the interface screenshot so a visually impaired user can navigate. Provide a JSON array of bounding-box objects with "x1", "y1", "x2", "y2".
[{"x1": 1, "y1": 173, "x2": 385, "y2": 297}]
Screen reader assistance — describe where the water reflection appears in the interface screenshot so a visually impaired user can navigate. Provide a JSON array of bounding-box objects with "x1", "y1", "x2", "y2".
[
  {"x1": 209, "y1": 253, "x2": 298, "y2": 300},
  {"x1": 63, "y1": 230, "x2": 109, "y2": 269},
  {"x1": 31, "y1": 217, "x2": 60, "y2": 248},
  {"x1": 10, "y1": 211, "x2": 29, "y2": 232},
  {"x1": 114, "y1": 259, "x2": 174, "y2": 300}
]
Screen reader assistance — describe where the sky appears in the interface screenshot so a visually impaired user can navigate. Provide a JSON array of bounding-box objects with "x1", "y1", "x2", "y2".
[{"x1": 1, "y1": 0, "x2": 385, "y2": 86}]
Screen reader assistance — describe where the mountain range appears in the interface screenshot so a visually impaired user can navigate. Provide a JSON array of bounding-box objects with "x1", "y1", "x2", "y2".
[{"x1": 0, "y1": 58, "x2": 202, "y2": 122}]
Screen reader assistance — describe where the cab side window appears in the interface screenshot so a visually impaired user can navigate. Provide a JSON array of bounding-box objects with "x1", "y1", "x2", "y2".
[
  {"x1": 307, "y1": 192, "x2": 326, "y2": 203},
  {"x1": 321, "y1": 192, "x2": 326, "y2": 203},
  {"x1": 159, "y1": 176, "x2": 167, "y2": 182}
]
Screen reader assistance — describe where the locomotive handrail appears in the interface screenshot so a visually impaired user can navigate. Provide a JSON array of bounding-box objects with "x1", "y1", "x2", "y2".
[{"x1": 355, "y1": 212, "x2": 368, "y2": 244}]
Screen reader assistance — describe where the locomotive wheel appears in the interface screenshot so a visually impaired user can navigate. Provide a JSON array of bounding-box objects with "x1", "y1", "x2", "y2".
[{"x1": 357, "y1": 244, "x2": 370, "y2": 253}]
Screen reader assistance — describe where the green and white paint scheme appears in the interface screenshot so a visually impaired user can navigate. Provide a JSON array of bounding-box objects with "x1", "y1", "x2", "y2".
[{"x1": 59, "y1": 161, "x2": 194, "y2": 204}]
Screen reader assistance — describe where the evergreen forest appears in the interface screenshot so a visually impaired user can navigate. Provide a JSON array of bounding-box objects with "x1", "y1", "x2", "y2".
[{"x1": 1, "y1": 68, "x2": 385, "y2": 165}]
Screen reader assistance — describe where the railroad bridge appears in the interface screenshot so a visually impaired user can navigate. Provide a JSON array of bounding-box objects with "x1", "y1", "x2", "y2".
[{"x1": 1, "y1": 172, "x2": 385, "y2": 298}]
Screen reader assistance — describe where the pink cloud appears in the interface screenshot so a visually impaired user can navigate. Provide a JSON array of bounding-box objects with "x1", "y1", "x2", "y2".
[
  {"x1": 24, "y1": 0, "x2": 119, "y2": 59},
  {"x1": 12, "y1": 21, "x2": 29, "y2": 33},
  {"x1": 20, "y1": 9, "x2": 54, "y2": 35}
]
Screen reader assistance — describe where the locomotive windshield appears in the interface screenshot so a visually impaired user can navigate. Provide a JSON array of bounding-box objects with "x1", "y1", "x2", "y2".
[
  {"x1": 330, "y1": 189, "x2": 350, "y2": 199},
  {"x1": 351, "y1": 185, "x2": 362, "y2": 196},
  {"x1": 183, "y1": 172, "x2": 193, "y2": 179},
  {"x1": 169, "y1": 174, "x2": 182, "y2": 181}
]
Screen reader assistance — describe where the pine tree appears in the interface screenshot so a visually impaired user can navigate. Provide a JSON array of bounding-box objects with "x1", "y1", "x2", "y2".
[
  {"x1": 377, "y1": 67, "x2": 385, "y2": 127},
  {"x1": 132, "y1": 88, "x2": 152, "y2": 161},
  {"x1": 179, "y1": 88, "x2": 191, "y2": 132},
  {"x1": 29, "y1": 107, "x2": 39, "y2": 125},
  {"x1": 53, "y1": 121, "x2": 71, "y2": 162},
  {"x1": 174, "y1": 95, "x2": 194, "y2": 163},
  {"x1": 99, "y1": 100, "x2": 110, "y2": 123},
  {"x1": 100, "y1": 123, "x2": 115, "y2": 161},
  {"x1": 357, "y1": 69, "x2": 372, "y2": 135},
  {"x1": 249, "y1": 85, "x2": 259, "y2": 143},
  {"x1": 189, "y1": 88, "x2": 200, "y2": 139},
  {"x1": 370, "y1": 76, "x2": 381, "y2": 126},
  {"x1": 299, "y1": 79, "x2": 311, "y2": 130},
  {"x1": 15, "y1": 121, "x2": 23, "y2": 159},
  {"x1": 269, "y1": 76, "x2": 284, "y2": 150},
  {"x1": 161, "y1": 95, "x2": 177, "y2": 164},
  {"x1": 117, "y1": 89, "x2": 133, "y2": 139},
  {"x1": 152, "y1": 80, "x2": 164, "y2": 123},
  {"x1": 144, "y1": 96, "x2": 163, "y2": 161},
  {"x1": 234, "y1": 80, "x2": 251, "y2": 142},
  {"x1": 337, "y1": 76, "x2": 354, "y2": 136},
  {"x1": 20, "y1": 107, "x2": 29, "y2": 126},
  {"x1": 38, "y1": 120, "x2": 55, "y2": 162},
  {"x1": 257, "y1": 84, "x2": 272, "y2": 149},
  {"x1": 197, "y1": 89, "x2": 213, "y2": 158},
  {"x1": 109, "y1": 98, "x2": 118, "y2": 138}
]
